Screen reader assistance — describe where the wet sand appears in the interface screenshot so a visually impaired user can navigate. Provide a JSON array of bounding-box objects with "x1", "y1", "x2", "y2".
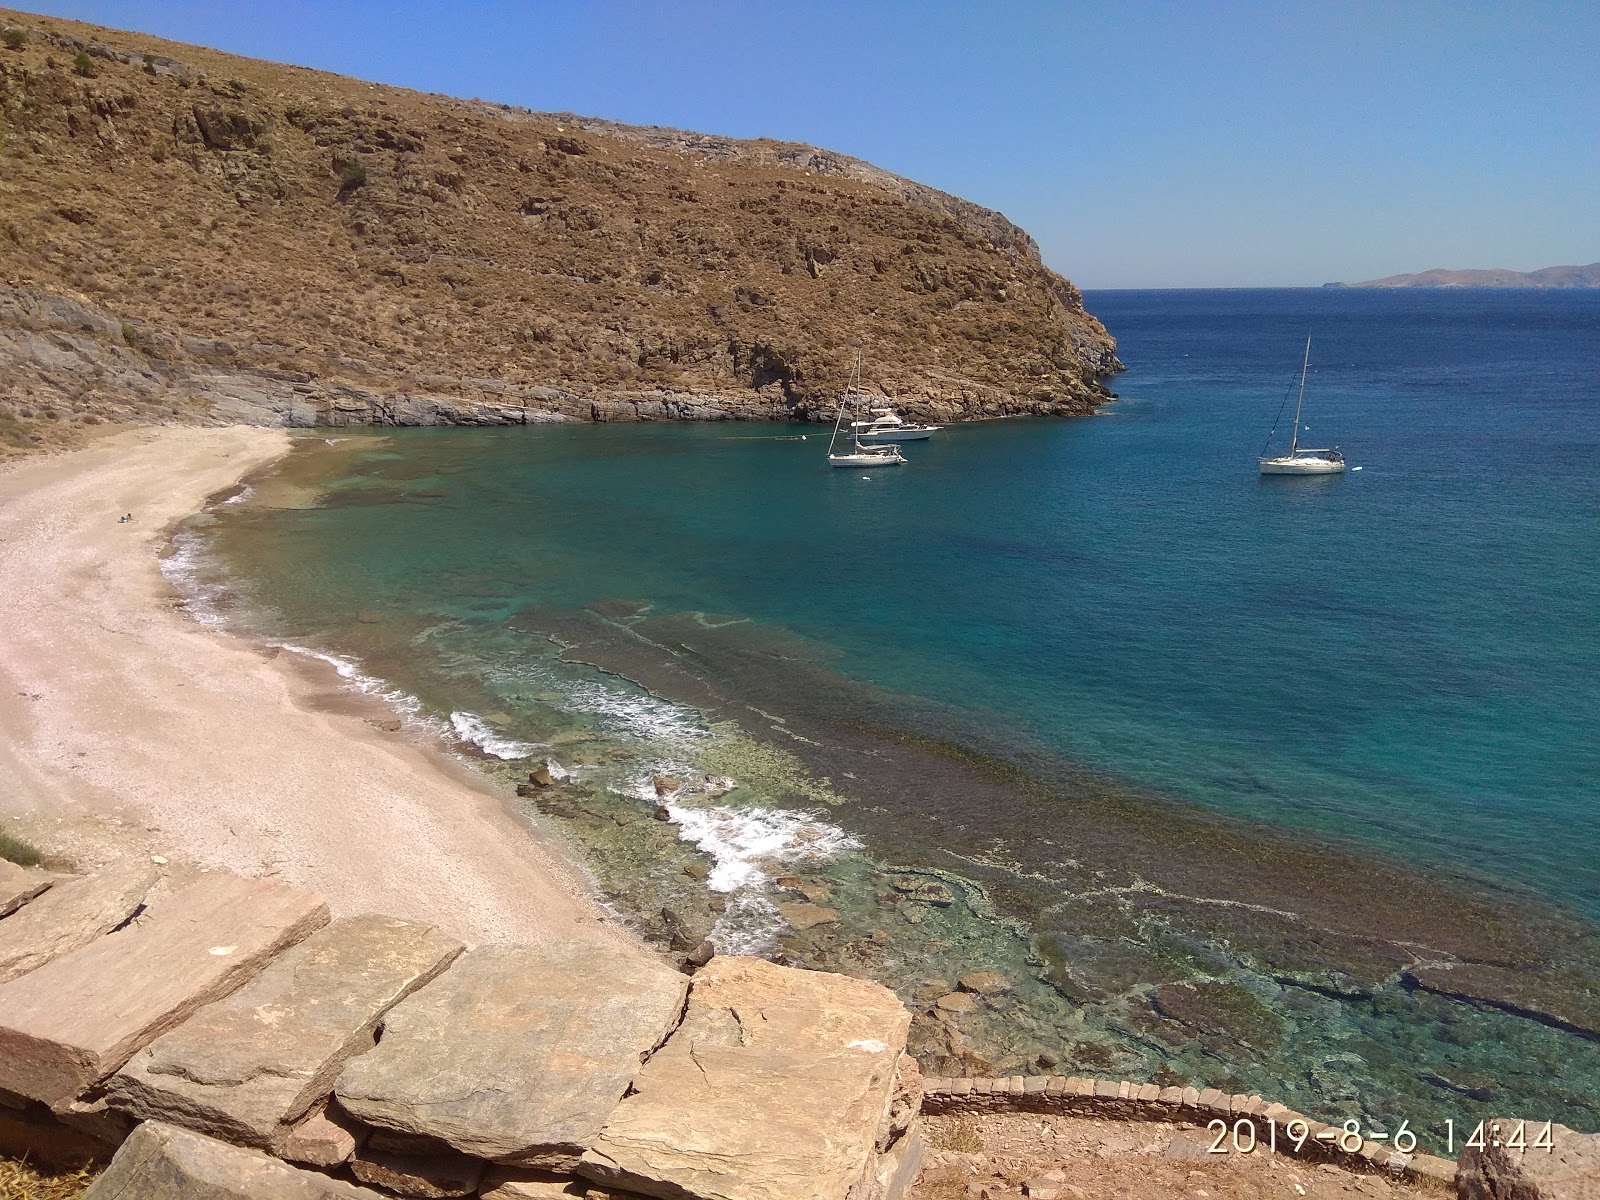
[{"x1": 0, "y1": 427, "x2": 636, "y2": 948}]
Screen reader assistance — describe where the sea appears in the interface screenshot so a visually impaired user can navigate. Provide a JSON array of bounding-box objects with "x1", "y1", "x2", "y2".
[{"x1": 176, "y1": 287, "x2": 1600, "y2": 1148}]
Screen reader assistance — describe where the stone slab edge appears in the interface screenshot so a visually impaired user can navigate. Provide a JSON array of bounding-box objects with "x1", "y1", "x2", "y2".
[{"x1": 918, "y1": 1075, "x2": 1458, "y2": 1190}]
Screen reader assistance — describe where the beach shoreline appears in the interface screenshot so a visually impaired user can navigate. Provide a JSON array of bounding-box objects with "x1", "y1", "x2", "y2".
[{"x1": 0, "y1": 426, "x2": 638, "y2": 949}]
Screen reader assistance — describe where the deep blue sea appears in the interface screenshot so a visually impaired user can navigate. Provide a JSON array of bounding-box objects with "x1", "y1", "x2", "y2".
[{"x1": 192, "y1": 287, "x2": 1600, "y2": 1137}]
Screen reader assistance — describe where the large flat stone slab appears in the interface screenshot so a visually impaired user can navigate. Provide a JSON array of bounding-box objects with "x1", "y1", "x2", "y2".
[
  {"x1": 0, "y1": 873, "x2": 328, "y2": 1107},
  {"x1": 82, "y1": 1119, "x2": 388, "y2": 1199},
  {"x1": 0, "y1": 860, "x2": 159, "y2": 985},
  {"x1": 107, "y1": 914, "x2": 462, "y2": 1149},
  {"x1": 336, "y1": 942, "x2": 688, "y2": 1168},
  {"x1": 580, "y1": 955, "x2": 912, "y2": 1200},
  {"x1": 0, "y1": 859, "x2": 63, "y2": 919}
]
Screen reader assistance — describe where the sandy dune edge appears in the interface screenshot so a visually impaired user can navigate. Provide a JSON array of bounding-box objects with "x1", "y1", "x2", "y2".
[{"x1": 0, "y1": 426, "x2": 634, "y2": 948}]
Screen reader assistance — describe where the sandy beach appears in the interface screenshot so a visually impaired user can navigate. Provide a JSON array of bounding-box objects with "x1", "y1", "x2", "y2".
[{"x1": 0, "y1": 426, "x2": 636, "y2": 948}]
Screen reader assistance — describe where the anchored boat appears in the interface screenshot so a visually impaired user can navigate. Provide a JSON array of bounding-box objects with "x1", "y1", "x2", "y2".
[
  {"x1": 852, "y1": 403, "x2": 942, "y2": 443},
  {"x1": 1258, "y1": 336, "x2": 1346, "y2": 475},
  {"x1": 828, "y1": 355, "x2": 906, "y2": 467}
]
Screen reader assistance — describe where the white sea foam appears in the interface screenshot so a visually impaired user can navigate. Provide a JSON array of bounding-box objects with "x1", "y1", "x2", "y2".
[
  {"x1": 278, "y1": 644, "x2": 429, "y2": 721},
  {"x1": 549, "y1": 678, "x2": 707, "y2": 745},
  {"x1": 219, "y1": 486, "x2": 255, "y2": 506},
  {"x1": 664, "y1": 800, "x2": 861, "y2": 893},
  {"x1": 158, "y1": 529, "x2": 230, "y2": 628},
  {"x1": 477, "y1": 656, "x2": 707, "y2": 747},
  {"x1": 448, "y1": 711, "x2": 542, "y2": 760},
  {"x1": 707, "y1": 891, "x2": 787, "y2": 956}
]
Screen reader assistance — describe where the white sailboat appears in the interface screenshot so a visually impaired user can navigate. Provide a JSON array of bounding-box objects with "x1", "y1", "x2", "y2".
[
  {"x1": 828, "y1": 354, "x2": 907, "y2": 467},
  {"x1": 1258, "y1": 337, "x2": 1346, "y2": 475}
]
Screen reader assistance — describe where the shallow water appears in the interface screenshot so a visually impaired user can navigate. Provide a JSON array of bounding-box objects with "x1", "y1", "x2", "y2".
[{"x1": 187, "y1": 288, "x2": 1600, "y2": 1145}]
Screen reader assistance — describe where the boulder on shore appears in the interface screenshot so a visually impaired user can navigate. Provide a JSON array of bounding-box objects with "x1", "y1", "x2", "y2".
[
  {"x1": 1456, "y1": 1118, "x2": 1600, "y2": 1200},
  {"x1": 335, "y1": 942, "x2": 688, "y2": 1168},
  {"x1": 580, "y1": 955, "x2": 914, "y2": 1200},
  {"x1": 82, "y1": 1119, "x2": 388, "y2": 1199},
  {"x1": 107, "y1": 914, "x2": 463, "y2": 1150},
  {"x1": 0, "y1": 874, "x2": 329, "y2": 1107}
]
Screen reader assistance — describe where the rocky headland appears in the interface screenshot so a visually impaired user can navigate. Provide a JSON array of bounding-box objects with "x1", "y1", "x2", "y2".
[{"x1": 0, "y1": 8, "x2": 1120, "y2": 462}]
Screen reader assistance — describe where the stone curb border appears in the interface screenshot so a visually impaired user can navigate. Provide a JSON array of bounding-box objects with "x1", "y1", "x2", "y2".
[{"x1": 920, "y1": 1076, "x2": 1457, "y2": 1192}]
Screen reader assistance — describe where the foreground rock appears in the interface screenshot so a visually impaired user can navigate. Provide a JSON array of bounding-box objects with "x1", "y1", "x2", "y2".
[
  {"x1": 580, "y1": 955, "x2": 915, "y2": 1200},
  {"x1": 0, "y1": 874, "x2": 328, "y2": 1106},
  {"x1": 1457, "y1": 1119, "x2": 1600, "y2": 1200},
  {"x1": 0, "y1": 861, "x2": 159, "y2": 985},
  {"x1": 82, "y1": 1119, "x2": 387, "y2": 1199},
  {"x1": 336, "y1": 942, "x2": 688, "y2": 1167},
  {"x1": 0, "y1": 859, "x2": 61, "y2": 919},
  {"x1": 108, "y1": 914, "x2": 462, "y2": 1149}
]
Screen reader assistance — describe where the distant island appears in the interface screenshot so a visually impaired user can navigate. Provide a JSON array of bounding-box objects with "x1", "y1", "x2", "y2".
[{"x1": 1326, "y1": 262, "x2": 1600, "y2": 288}]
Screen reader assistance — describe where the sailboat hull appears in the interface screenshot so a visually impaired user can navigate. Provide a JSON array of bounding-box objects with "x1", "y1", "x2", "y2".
[
  {"x1": 829, "y1": 451, "x2": 904, "y2": 467},
  {"x1": 1258, "y1": 456, "x2": 1346, "y2": 475}
]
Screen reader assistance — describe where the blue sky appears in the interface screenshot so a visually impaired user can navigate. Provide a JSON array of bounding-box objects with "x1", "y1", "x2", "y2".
[{"x1": 29, "y1": 1, "x2": 1599, "y2": 288}]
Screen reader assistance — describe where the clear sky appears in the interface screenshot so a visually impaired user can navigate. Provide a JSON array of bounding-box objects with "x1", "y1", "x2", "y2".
[{"x1": 25, "y1": 1, "x2": 1600, "y2": 288}]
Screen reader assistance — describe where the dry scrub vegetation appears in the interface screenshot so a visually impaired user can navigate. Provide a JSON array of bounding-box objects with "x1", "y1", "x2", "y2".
[
  {"x1": 0, "y1": 1157, "x2": 97, "y2": 1200},
  {"x1": 0, "y1": 9, "x2": 1118, "y2": 454}
]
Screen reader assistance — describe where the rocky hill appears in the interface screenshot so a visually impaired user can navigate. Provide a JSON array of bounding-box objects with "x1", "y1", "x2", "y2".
[
  {"x1": 1330, "y1": 261, "x2": 1600, "y2": 288},
  {"x1": 0, "y1": 9, "x2": 1120, "y2": 457}
]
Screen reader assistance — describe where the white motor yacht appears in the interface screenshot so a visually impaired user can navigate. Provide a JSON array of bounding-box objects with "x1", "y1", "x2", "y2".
[{"x1": 852, "y1": 404, "x2": 943, "y2": 443}]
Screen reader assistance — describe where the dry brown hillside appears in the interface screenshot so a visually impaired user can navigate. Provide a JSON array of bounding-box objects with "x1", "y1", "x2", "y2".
[{"x1": 0, "y1": 8, "x2": 1119, "y2": 456}]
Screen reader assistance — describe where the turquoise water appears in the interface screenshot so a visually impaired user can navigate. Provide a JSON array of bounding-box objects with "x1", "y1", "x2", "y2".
[{"x1": 192, "y1": 287, "x2": 1600, "y2": 1138}]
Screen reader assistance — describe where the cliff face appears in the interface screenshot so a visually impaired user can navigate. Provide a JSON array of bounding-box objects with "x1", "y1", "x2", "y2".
[{"x1": 0, "y1": 9, "x2": 1119, "y2": 452}]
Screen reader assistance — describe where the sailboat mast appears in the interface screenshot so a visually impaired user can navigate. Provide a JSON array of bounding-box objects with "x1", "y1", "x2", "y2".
[
  {"x1": 1290, "y1": 336, "x2": 1311, "y2": 454},
  {"x1": 847, "y1": 351, "x2": 865, "y2": 452},
  {"x1": 829, "y1": 351, "x2": 862, "y2": 456}
]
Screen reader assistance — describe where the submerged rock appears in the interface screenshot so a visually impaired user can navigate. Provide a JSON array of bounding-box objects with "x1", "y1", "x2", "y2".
[
  {"x1": 1406, "y1": 962, "x2": 1600, "y2": 1040},
  {"x1": 778, "y1": 901, "x2": 840, "y2": 930},
  {"x1": 1148, "y1": 980, "x2": 1287, "y2": 1053},
  {"x1": 957, "y1": 971, "x2": 1012, "y2": 996}
]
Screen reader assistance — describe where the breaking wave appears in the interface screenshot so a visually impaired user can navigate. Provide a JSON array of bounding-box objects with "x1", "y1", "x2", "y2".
[{"x1": 448, "y1": 710, "x2": 542, "y2": 760}]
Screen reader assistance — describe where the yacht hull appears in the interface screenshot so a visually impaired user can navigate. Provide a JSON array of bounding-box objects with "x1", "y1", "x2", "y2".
[
  {"x1": 858, "y1": 427, "x2": 936, "y2": 442},
  {"x1": 1258, "y1": 457, "x2": 1346, "y2": 475}
]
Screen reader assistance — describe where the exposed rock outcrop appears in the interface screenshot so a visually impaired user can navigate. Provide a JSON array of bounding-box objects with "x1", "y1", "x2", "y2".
[{"x1": 1456, "y1": 1118, "x2": 1600, "y2": 1200}]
